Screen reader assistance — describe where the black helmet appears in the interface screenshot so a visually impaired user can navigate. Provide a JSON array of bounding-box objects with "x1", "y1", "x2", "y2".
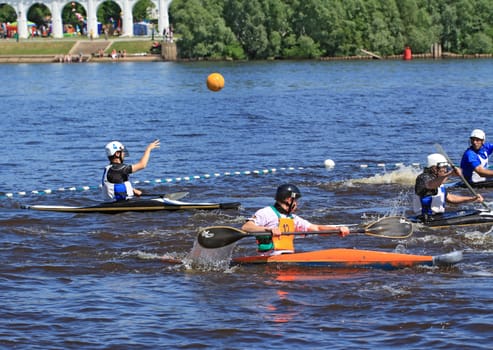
[{"x1": 275, "y1": 184, "x2": 302, "y2": 201}]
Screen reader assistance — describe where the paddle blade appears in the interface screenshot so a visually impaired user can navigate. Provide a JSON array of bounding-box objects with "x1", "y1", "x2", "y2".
[
  {"x1": 140, "y1": 191, "x2": 189, "y2": 200},
  {"x1": 197, "y1": 226, "x2": 250, "y2": 249},
  {"x1": 433, "y1": 251, "x2": 463, "y2": 266},
  {"x1": 364, "y1": 216, "x2": 413, "y2": 238},
  {"x1": 164, "y1": 192, "x2": 189, "y2": 200}
]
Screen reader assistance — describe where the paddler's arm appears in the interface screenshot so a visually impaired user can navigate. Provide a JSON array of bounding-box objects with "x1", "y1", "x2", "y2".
[
  {"x1": 308, "y1": 224, "x2": 350, "y2": 237},
  {"x1": 241, "y1": 220, "x2": 281, "y2": 236},
  {"x1": 132, "y1": 139, "x2": 160, "y2": 173},
  {"x1": 446, "y1": 192, "x2": 484, "y2": 204},
  {"x1": 473, "y1": 165, "x2": 493, "y2": 178},
  {"x1": 425, "y1": 168, "x2": 454, "y2": 189}
]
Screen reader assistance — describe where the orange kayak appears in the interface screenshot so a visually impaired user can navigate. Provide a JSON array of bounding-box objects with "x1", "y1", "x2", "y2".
[{"x1": 232, "y1": 248, "x2": 462, "y2": 270}]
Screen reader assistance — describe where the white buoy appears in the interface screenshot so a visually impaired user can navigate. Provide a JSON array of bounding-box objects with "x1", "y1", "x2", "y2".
[{"x1": 324, "y1": 159, "x2": 336, "y2": 168}]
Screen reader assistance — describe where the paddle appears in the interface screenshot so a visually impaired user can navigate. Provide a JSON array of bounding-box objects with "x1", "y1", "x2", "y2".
[
  {"x1": 434, "y1": 143, "x2": 490, "y2": 210},
  {"x1": 197, "y1": 216, "x2": 413, "y2": 249},
  {"x1": 140, "y1": 191, "x2": 189, "y2": 200}
]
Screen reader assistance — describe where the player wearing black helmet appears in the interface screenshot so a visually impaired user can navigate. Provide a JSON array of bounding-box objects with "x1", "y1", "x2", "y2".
[{"x1": 242, "y1": 184, "x2": 350, "y2": 255}]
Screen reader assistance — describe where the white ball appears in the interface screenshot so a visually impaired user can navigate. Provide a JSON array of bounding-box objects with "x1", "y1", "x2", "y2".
[{"x1": 324, "y1": 159, "x2": 335, "y2": 168}]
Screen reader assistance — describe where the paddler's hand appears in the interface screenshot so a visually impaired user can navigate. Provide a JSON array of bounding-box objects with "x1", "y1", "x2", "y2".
[
  {"x1": 453, "y1": 167, "x2": 463, "y2": 177},
  {"x1": 133, "y1": 189, "x2": 142, "y2": 197},
  {"x1": 474, "y1": 194, "x2": 484, "y2": 203},
  {"x1": 270, "y1": 227, "x2": 282, "y2": 237},
  {"x1": 339, "y1": 226, "x2": 350, "y2": 237},
  {"x1": 147, "y1": 139, "x2": 161, "y2": 151}
]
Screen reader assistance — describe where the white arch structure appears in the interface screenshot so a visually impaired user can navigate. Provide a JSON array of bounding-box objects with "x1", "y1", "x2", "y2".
[{"x1": 4, "y1": 0, "x2": 172, "y2": 38}]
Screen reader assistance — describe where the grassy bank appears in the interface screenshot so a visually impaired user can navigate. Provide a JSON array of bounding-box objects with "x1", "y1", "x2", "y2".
[
  {"x1": 0, "y1": 39, "x2": 156, "y2": 55},
  {"x1": 0, "y1": 41, "x2": 74, "y2": 54},
  {"x1": 107, "y1": 40, "x2": 155, "y2": 53}
]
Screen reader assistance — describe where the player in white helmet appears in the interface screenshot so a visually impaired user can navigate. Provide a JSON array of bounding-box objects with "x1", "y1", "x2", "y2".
[
  {"x1": 460, "y1": 129, "x2": 493, "y2": 183},
  {"x1": 102, "y1": 139, "x2": 160, "y2": 201},
  {"x1": 414, "y1": 153, "x2": 483, "y2": 221}
]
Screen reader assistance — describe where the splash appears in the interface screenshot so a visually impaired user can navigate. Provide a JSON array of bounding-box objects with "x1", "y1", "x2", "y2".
[
  {"x1": 182, "y1": 239, "x2": 237, "y2": 271},
  {"x1": 348, "y1": 165, "x2": 420, "y2": 186}
]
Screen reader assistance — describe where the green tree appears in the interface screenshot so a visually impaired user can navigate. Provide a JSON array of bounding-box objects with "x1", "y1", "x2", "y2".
[
  {"x1": 466, "y1": 32, "x2": 493, "y2": 53},
  {"x1": 440, "y1": 3, "x2": 459, "y2": 51},
  {"x1": 287, "y1": 0, "x2": 339, "y2": 57},
  {"x1": 97, "y1": 1, "x2": 121, "y2": 27},
  {"x1": 171, "y1": 0, "x2": 243, "y2": 59},
  {"x1": 282, "y1": 34, "x2": 322, "y2": 58},
  {"x1": 0, "y1": 4, "x2": 16, "y2": 23},
  {"x1": 260, "y1": 0, "x2": 292, "y2": 58},
  {"x1": 133, "y1": 0, "x2": 156, "y2": 22},
  {"x1": 167, "y1": 0, "x2": 493, "y2": 59},
  {"x1": 224, "y1": 0, "x2": 270, "y2": 59}
]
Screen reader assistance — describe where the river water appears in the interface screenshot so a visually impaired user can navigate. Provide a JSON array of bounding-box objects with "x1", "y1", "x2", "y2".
[{"x1": 1, "y1": 58, "x2": 493, "y2": 349}]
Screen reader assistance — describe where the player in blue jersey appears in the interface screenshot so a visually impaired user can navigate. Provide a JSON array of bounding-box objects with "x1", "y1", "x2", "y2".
[{"x1": 460, "y1": 129, "x2": 493, "y2": 183}]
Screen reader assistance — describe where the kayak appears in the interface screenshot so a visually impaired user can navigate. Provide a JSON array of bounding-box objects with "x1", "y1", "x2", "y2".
[
  {"x1": 407, "y1": 209, "x2": 493, "y2": 228},
  {"x1": 448, "y1": 179, "x2": 493, "y2": 189},
  {"x1": 22, "y1": 197, "x2": 241, "y2": 214},
  {"x1": 232, "y1": 248, "x2": 462, "y2": 270},
  {"x1": 194, "y1": 220, "x2": 460, "y2": 271}
]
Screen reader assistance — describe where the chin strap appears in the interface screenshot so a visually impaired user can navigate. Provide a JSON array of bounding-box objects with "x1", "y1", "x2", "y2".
[
  {"x1": 275, "y1": 197, "x2": 296, "y2": 215},
  {"x1": 274, "y1": 202, "x2": 290, "y2": 215},
  {"x1": 286, "y1": 201, "x2": 294, "y2": 215}
]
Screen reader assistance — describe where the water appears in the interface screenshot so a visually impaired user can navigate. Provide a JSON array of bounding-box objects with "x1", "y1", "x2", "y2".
[{"x1": 1, "y1": 58, "x2": 493, "y2": 349}]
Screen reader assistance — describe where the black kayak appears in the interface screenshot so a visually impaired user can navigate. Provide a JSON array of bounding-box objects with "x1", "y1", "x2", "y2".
[
  {"x1": 408, "y1": 209, "x2": 493, "y2": 228},
  {"x1": 448, "y1": 180, "x2": 493, "y2": 189},
  {"x1": 22, "y1": 197, "x2": 241, "y2": 214}
]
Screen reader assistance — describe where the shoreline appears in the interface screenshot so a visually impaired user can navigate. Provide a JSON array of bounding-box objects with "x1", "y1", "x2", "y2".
[
  {"x1": 0, "y1": 53, "x2": 165, "y2": 63},
  {"x1": 0, "y1": 52, "x2": 491, "y2": 64}
]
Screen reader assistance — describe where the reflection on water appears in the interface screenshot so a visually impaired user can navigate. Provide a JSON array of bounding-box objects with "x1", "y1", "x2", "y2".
[{"x1": 268, "y1": 266, "x2": 368, "y2": 282}]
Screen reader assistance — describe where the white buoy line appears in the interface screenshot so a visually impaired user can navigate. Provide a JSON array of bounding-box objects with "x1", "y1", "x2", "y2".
[
  {"x1": 0, "y1": 166, "x2": 303, "y2": 199},
  {"x1": 1, "y1": 161, "x2": 424, "y2": 200}
]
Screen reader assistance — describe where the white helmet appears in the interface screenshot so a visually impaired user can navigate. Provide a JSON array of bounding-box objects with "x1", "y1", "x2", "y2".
[
  {"x1": 470, "y1": 129, "x2": 485, "y2": 140},
  {"x1": 105, "y1": 141, "x2": 128, "y2": 157},
  {"x1": 427, "y1": 153, "x2": 448, "y2": 168}
]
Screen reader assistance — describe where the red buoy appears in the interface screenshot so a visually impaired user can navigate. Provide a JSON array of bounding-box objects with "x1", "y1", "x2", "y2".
[{"x1": 403, "y1": 46, "x2": 412, "y2": 60}]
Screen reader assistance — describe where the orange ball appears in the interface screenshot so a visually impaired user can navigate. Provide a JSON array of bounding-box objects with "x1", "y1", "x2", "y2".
[{"x1": 206, "y1": 73, "x2": 225, "y2": 92}]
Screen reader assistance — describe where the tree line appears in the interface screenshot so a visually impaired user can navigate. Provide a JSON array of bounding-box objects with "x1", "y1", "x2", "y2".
[{"x1": 170, "y1": 0, "x2": 493, "y2": 60}]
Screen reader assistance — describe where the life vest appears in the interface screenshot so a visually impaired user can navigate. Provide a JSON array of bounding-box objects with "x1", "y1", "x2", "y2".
[
  {"x1": 472, "y1": 150, "x2": 489, "y2": 183},
  {"x1": 415, "y1": 185, "x2": 447, "y2": 216},
  {"x1": 256, "y1": 206, "x2": 295, "y2": 253},
  {"x1": 101, "y1": 164, "x2": 134, "y2": 201},
  {"x1": 272, "y1": 217, "x2": 295, "y2": 252}
]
